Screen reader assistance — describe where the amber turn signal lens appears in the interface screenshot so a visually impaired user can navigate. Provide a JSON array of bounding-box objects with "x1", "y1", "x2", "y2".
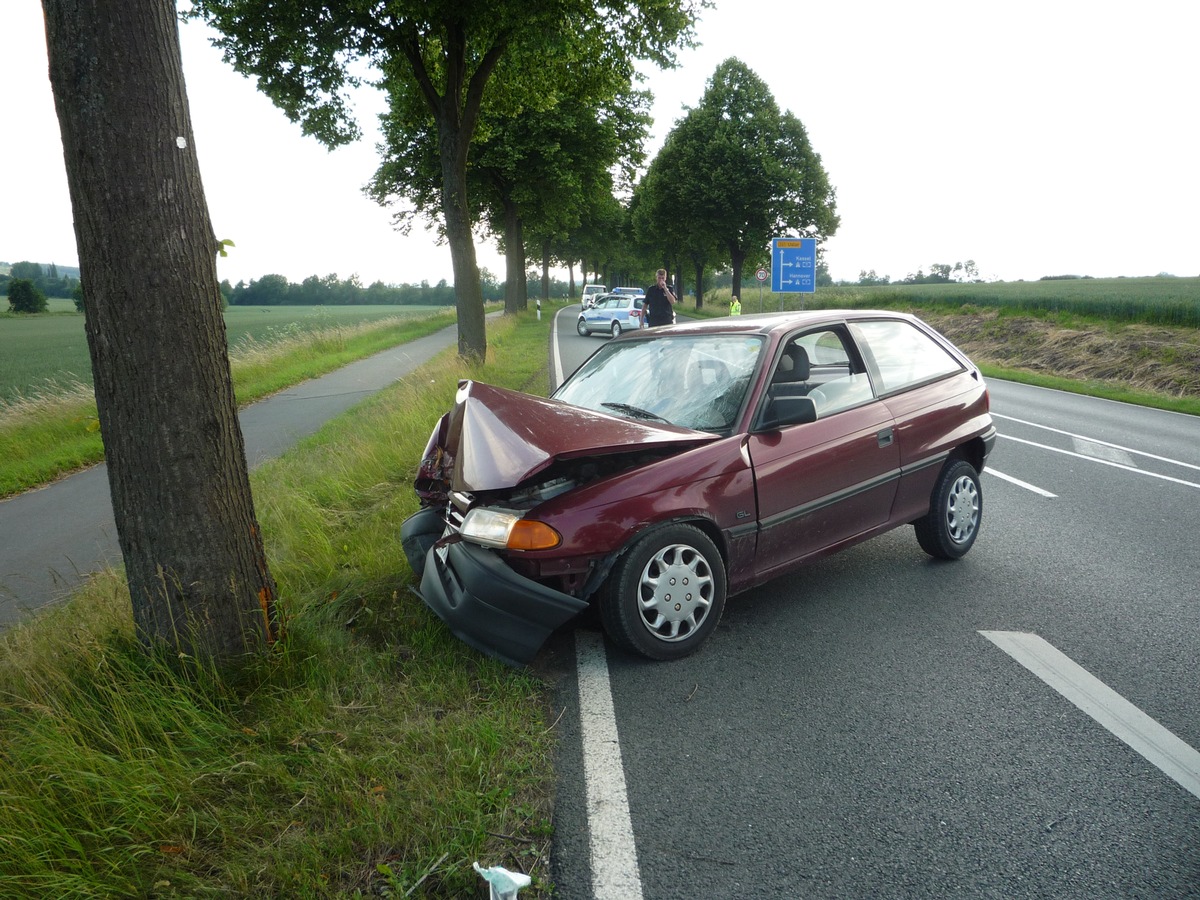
[{"x1": 507, "y1": 520, "x2": 561, "y2": 551}]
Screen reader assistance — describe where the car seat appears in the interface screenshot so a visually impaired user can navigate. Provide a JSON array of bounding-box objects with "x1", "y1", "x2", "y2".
[{"x1": 770, "y1": 344, "x2": 811, "y2": 396}]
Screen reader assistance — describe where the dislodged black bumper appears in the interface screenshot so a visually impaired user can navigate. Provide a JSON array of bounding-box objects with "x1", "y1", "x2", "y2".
[{"x1": 402, "y1": 510, "x2": 588, "y2": 667}]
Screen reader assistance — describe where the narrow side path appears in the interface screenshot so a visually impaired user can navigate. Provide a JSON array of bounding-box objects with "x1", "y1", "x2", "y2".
[{"x1": 0, "y1": 325, "x2": 460, "y2": 626}]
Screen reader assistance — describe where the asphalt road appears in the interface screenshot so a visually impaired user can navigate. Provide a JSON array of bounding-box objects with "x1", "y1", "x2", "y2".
[
  {"x1": 545, "y1": 306, "x2": 1200, "y2": 899},
  {"x1": 0, "y1": 325, "x2": 460, "y2": 626}
]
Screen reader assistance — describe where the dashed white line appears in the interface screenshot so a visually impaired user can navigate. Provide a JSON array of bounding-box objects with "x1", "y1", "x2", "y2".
[
  {"x1": 985, "y1": 468, "x2": 1057, "y2": 497},
  {"x1": 981, "y1": 631, "x2": 1200, "y2": 802}
]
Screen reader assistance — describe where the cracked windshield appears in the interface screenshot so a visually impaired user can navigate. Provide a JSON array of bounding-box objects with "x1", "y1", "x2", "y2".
[{"x1": 554, "y1": 334, "x2": 764, "y2": 432}]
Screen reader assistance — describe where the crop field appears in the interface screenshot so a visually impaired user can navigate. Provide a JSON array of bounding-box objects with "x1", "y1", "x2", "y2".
[
  {"x1": 815, "y1": 275, "x2": 1200, "y2": 326},
  {"x1": 0, "y1": 303, "x2": 448, "y2": 403}
]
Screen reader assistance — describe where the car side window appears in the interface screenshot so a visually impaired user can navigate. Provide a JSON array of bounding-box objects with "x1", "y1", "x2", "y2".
[
  {"x1": 852, "y1": 319, "x2": 964, "y2": 394},
  {"x1": 811, "y1": 330, "x2": 869, "y2": 416}
]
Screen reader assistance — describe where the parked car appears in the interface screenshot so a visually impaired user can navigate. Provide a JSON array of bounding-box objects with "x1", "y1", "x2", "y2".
[
  {"x1": 576, "y1": 292, "x2": 645, "y2": 337},
  {"x1": 581, "y1": 284, "x2": 607, "y2": 309},
  {"x1": 401, "y1": 310, "x2": 997, "y2": 666}
]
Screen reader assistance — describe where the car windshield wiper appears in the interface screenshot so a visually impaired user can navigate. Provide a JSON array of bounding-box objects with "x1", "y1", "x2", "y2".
[{"x1": 601, "y1": 402, "x2": 670, "y2": 424}]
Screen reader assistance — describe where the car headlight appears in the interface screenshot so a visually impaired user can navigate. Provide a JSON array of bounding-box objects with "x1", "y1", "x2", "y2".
[{"x1": 459, "y1": 508, "x2": 561, "y2": 551}]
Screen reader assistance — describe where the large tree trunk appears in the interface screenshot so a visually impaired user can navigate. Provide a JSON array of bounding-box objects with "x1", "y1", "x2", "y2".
[
  {"x1": 42, "y1": 0, "x2": 277, "y2": 659},
  {"x1": 692, "y1": 256, "x2": 706, "y2": 308},
  {"x1": 729, "y1": 244, "x2": 747, "y2": 300},
  {"x1": 438, "y1": 125, "x2": 487, "y2": 360},
  {"x1": 540, "y1": 240, "x2": 551, "y2": 302},
  {"x1": 502, "y1": 197, "x2": 525, "y2": 314}
]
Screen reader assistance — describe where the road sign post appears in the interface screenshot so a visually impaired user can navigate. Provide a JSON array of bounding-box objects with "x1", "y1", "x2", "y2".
[{"x1": 755, "y1": 266, "x2": 768, "y2": 312}]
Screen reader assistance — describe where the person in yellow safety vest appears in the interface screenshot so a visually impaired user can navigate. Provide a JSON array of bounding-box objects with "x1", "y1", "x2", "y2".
[{"x1": 729, "y1": 295, "x2": 742, "y2": 316}]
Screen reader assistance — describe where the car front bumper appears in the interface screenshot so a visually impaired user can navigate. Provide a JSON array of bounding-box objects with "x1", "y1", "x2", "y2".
[{"x1": 404, "y1": 511, "x2": 589, "y2": 667}]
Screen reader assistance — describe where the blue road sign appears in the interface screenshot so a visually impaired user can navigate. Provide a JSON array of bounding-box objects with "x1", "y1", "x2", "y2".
[{"x1": 771, "y1": 238, "x2": 817, "y2": 293}]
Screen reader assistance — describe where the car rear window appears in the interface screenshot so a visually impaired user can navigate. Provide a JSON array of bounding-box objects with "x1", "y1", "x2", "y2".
[{"x1": 853, "y1": 319, "x2": 964, "y2": 394}]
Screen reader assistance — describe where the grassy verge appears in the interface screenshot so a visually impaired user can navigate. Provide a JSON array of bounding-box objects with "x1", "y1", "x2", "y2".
[
  {"x1": 0, "y1": 307, "x2": 563, "y2": 897},
  {"x1": 0, "y1": 311, "x2": 457, "y2": 499}
]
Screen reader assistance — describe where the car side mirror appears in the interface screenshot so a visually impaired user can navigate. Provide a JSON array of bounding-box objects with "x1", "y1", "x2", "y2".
[{"x1": 759, "y1": 395, "x2": 817, "y2": 429}]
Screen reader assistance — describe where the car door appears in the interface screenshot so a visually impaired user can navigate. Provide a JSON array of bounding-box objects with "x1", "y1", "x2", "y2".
[
  {"x1": 745, "y1": 328, "x2": 901, "y2": 579},
  {"x1": 849, "y1": 318, "x2": 988, "y2": 524},
  {"x1": 584, "y1": 296, "x2": 612, "y2": 329}
]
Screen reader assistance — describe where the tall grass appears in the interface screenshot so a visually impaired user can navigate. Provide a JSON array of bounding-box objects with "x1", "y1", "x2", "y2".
[{"x1": 0, "y1": 308, "x2": 562, "y2": 897}]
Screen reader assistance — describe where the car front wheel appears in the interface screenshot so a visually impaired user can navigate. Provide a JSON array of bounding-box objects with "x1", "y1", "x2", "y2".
[
  {"x1": 914, "y1": 459, "x2": 982, "y2": 559},
  {"x1": 610, "y1": 320, "x2": 622, "y2": 337},
  {"x1": 600, "y1": 524, "x2": 727, "y2": 660},
  {"x1": 577, "y1": 318, "x2": 590, "y2": 336}
]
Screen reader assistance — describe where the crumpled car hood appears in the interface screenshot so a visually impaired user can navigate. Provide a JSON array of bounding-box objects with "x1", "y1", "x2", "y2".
[{"x1": 443, "y1": 380, "x2": 719, "y2": 492}]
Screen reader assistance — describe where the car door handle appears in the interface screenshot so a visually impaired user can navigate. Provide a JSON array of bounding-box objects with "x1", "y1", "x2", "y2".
[{"x1": 877, "y1": 427, "x2": 894, "y2": 448}]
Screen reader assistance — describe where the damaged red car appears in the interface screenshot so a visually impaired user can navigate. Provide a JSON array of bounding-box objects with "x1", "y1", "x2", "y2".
[{"x1": 401, "y1": 310, "x2": 996, "y2": 666}]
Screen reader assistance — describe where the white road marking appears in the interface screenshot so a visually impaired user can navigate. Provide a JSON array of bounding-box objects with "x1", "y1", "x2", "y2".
[
  {"x1": 551, "y1": 305, "x2": 567, "y2": 388},
  {"x1": 999, "y1": 434, "x2": 1200, "y2": 489},
  {"x1": 576, "y1": 631, "x2": 645, "y2": 900},
  {"x1": 980, "y1": 631, "x2": 1200, "y2": 801},
  {"x1": 992, "y1": 412, "x2": 1200, "y2": 473},
  {"x1": 1072, "y1": 438, "x2": 1136, "y2": 466},
  {"x1": 985, "y1": 468, "x2": 1057, "y2": 497},
  {"x1": 556, "y1": 313, "x2": 643, "y2": 898}
]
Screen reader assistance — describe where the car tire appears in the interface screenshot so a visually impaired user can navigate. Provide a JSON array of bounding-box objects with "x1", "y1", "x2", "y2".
[
  {"x1": 610, "y1": 320, "x2": 622, "y2": 338},
  {"x1": 914, "y1": 459, "x2": 982, "y2": 559},
  {"x1": 577, "y1": 318, "x2": 590, "y2": 337},
  {"x1": 600, "y1": 523, "x2": 727, "y2": 660}
]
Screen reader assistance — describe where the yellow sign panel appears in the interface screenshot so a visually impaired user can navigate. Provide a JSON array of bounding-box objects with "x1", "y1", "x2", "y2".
[{"x1": 775, "y1": 240, "x2": 803, "y2": 248}]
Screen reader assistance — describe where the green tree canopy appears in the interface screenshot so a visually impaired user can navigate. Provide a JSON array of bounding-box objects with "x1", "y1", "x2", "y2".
[
  {"x1": 189, "y1": 0, "x2": 705, "y2": 361},
  {"x1": 7, "y1": 278, "x2": 49, "y2": 313},
  {"x1": 637, "y1": 58, "x2": 839, "y2": 291}
]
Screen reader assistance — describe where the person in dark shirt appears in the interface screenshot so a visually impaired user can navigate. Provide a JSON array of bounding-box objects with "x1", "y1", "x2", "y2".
[{"x1": 643, "y1": 268, "x2": 677, "y2": 327}]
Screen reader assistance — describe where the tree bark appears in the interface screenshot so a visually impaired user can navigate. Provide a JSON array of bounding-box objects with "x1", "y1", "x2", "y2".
[
  {"x1": 42, "y1": 0, "x2": 277, "y2": 659},
  {"x1": 692, "y1": 256, "x2": 706, "y2": 308},
  {"x1": 439, "y1": 127, "x2": 487, "y2": 360},
  {"x1": 502, "y1": 197, "x2": 525, "y2": 314}
]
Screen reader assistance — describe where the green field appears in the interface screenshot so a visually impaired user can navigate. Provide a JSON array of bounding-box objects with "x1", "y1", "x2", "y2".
[
  {"x1": 817, "y1": 275, "x2": 1200, "y2": 326},
  {"x1": 718, "y1": 275, "x2": 1200, "y2": 326},
  {"x1": 0, "y1": 303, "x2": 450, "y2": 403}
]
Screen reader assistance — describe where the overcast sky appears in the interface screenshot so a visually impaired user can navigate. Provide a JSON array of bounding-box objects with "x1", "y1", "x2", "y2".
[{"x1": 4, "y1": 1, "x2": 1198, "y2": 287}]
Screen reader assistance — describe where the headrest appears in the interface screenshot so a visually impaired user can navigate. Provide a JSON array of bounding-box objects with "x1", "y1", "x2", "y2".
[{"x1": 775, "y1": 345, "x2": 810, "y2": 382}]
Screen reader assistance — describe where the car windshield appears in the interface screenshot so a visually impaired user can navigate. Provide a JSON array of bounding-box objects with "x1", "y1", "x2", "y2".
[{"x1": 554, "y1": 333, "x2": 765, "y2": 432}]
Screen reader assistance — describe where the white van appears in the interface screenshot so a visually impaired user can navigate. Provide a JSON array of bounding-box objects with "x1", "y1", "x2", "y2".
[{"x1": 581, "y1": 284, "x2": 607, "y2": 308}]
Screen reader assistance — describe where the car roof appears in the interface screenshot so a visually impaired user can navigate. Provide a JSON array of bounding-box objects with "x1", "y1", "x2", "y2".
[{"x1": 636, "y1": 309, "x2": 925, "y2": 340}]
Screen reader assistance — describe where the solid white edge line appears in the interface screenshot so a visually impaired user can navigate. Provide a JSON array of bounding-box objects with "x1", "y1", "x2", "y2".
[
  {"x1": 980, "y1": 631, "x2": 1200, "y2": 801},
  {"x1": 576, "y1": 631, "x2": 645, "y2": 900},
  {"x1": 558, "y1": 310, "x2": 642, "y2": 898},
  {"x1": 550, "y1": 305, "x2": 566, "y2": 388},
  {"x1": 985, "y1": 467, "x2": 1057, "y2": 497}
]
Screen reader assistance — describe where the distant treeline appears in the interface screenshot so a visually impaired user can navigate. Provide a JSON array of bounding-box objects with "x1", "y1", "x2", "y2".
[
  {"x1": 222, "y1": 273, "x2": 495, "y2": 307},
  {"x1": 0, "y1": 261, "x2": 80, "y2": 298},
  {"x1": 222, "y1": 270, "x2": 583, "y2": 306}
]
